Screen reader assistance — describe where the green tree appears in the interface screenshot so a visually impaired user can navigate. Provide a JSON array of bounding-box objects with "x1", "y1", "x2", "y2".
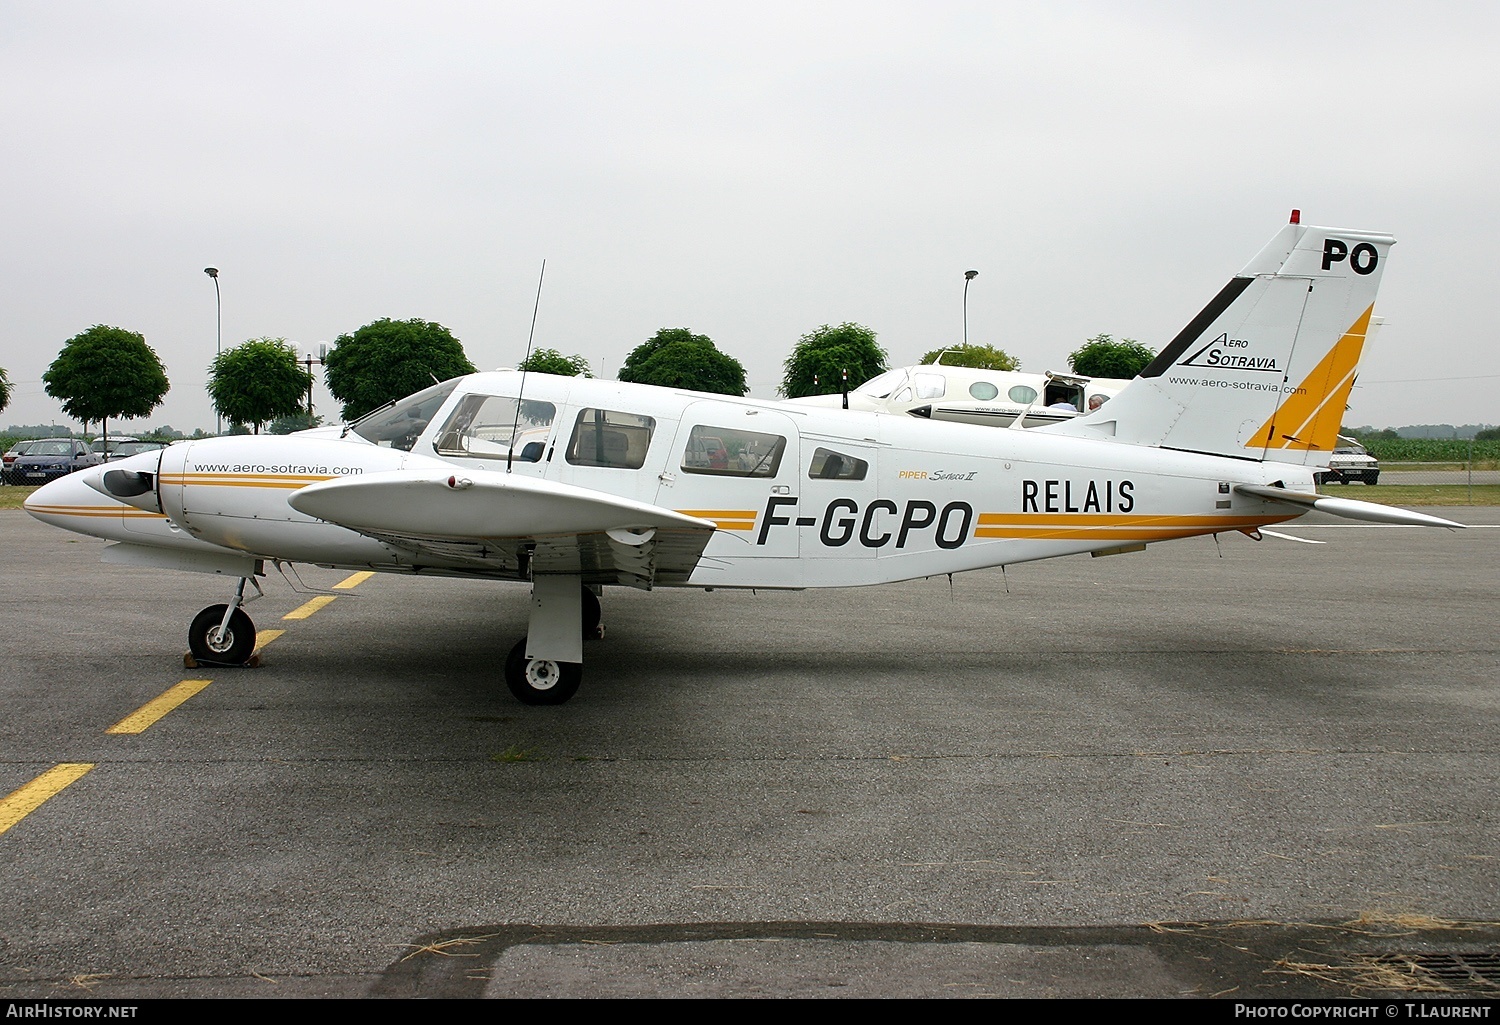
[
  {"x1": 207, "y1": 338, "x2": 312, "y2": 434},
  {"x1": 618, "y1": 328, "x2": 748, "y2": 396},
  {"x1": 918, "y1": 343, "x2": 1019, "y2": 371},
  {"x1": 43, "y1": 325, "x2": 170, "y2": 441},
  {"x1": 1067, "y1": 334, "x2": 1156, "y2": 379},
  {"x1": 325, "y1": 317, "x2": 477, "y2": 422},
  {"x1": 0, "y1": 366, "x2": 11, "y2": 414},
  {"x1": 517, "y1": 347, "x2": 592, "y2": 377},
  {"x1": 268, "y1": 412, "x2": 324, "y2": 435},
  {"x1": 1476, "y1": 426, "x2": 1500, "y2": 442},
  {"x1": 780, "y1": 323, "x2": 887, "y2": 399}
]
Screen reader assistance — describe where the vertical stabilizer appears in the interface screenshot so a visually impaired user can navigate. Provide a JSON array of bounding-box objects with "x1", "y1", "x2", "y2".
[{"x1": 1051, "y1": 216, "x2": 1394, "y2": 465}]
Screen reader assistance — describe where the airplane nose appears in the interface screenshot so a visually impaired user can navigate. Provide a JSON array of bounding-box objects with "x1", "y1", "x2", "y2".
[{"x1": 23, "y1": 466, "x2": 118, "y2": 526}]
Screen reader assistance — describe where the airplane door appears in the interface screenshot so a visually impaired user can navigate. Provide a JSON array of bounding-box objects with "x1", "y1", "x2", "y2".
[{"x1": 655, "y1": 402, "x2": 801, "y2": 564}]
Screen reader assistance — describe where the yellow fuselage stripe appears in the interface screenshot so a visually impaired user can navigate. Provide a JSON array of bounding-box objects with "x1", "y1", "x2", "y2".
[
  {"x1": 977, "y1": 513, "x2": 1271, "y2": 528},
  {"x1": 0, "y1": 763, "x2": 96, "y2": 836},
  {"x1": 23, "y1": 504, "x2": 166, "y2": 519},
  {"x1": 106, "y1": 680, "x2": 213, "y2": 735}
]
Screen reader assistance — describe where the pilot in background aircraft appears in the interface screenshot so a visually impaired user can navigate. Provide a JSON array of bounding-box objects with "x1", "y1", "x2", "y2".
[{"x1": 25, "y1": 212, "x2": 1463, "y2": 706}]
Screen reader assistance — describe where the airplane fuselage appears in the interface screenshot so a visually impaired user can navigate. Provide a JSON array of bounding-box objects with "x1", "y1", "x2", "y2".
[{"x1": 28, "y1": 370, "x2": 1304, "y2": 590}]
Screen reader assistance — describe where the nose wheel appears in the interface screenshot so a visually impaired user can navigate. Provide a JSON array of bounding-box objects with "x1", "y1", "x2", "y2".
[
  {"x1": 505, "y1": 638, "x2": 582, "y2": 705},
  {"x1": 188, "y1": 604, "x2": 257, "y2": 665}
]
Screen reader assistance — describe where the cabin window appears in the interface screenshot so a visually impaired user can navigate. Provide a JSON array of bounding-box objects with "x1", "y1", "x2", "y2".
[
  {"x1": 809, "y1": 447, "x2": 868, "y2": 481},
  {"x1": 566, "y1": 408, "x2": 656, "y2": 469},
  {"x1": 681, "y1": 425, "x2": 786, "y2": 477},
  {"x1": 1007, "y1": 384, "x2": 1038, "y2": 404},
  {"x1": 350, "y1": 379, "x2": 461, "y2": 451},
  {"x1": 969, "y1": 381, "x2": 999, "y2": 401},
  {"x1": 912, "y1": 373, "x2": 945, "y2": 400},
  {"x1": 434, "y1": 395, "x2": 556, "y2": 461}
]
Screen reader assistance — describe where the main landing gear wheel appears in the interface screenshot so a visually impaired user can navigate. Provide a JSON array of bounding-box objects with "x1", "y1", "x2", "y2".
[
  {"x1": 505, "y1": 638, "x2": 582, "y2": 705},
  {"x1": 189, "y1": 604, "x2": 256, "y2": 665}
]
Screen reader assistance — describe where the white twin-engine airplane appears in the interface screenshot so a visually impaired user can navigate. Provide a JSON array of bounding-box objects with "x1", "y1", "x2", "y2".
[{"x1": 26, "y1": 213, "x2": 1463, "y2": 704}]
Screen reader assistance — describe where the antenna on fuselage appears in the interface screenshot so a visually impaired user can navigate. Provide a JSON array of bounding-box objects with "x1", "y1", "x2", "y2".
[{"x1": 509, "y1": 259, "x2": 547, "y2": 473}]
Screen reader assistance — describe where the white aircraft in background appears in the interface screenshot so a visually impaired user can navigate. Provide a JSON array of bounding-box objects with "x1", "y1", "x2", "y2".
[
  {"x1": 26, "y1": 212, "x2": 1462, "y2": 705},
  {"x1": 790, "y1": 363, "x2": 1132, "y2": 427}
]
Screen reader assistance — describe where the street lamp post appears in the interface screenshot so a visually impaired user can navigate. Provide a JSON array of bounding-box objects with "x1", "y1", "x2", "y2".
[
  {"x1": 963, "y1": 269, "x2": 978, "y2": 347},
  {"x1": 301, "y1": 345, "x2": 327, "y2": 419},
  {"x1": 204, "y1": 267, "x2": 221, "y2": 435}
]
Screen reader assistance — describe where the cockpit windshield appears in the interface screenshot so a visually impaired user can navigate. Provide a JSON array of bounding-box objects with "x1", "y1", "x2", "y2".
[
  {"x1": 349, "y1": 379, "x2": 461, "y2": 450},
  {"x1": 852, "y1": 368, "x2": 908, "y2": 398}
]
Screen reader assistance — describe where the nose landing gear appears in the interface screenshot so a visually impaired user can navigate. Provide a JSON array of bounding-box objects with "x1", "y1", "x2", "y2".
[{"x1": 187, "y1": 576, "x2": 262, "y2": 666}]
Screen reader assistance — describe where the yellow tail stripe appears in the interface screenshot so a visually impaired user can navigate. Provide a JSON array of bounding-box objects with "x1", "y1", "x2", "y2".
[
  {"x1": 0, "y1": 764, "x2": 96, "y2": 836},
  {"x1": 1249, "y1": 304, "x2": 1373, "y2": 452}
]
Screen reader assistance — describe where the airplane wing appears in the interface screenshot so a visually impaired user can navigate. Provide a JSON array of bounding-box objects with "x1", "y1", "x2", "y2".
[{"x1": 287, "y1": 469, "x2": 718, "y2": 588}]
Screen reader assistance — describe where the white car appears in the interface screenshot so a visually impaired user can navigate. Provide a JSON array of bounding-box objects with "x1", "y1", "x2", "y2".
[{"x1": 1315, "y1": 436, "x2": 1380, "y2": 485}]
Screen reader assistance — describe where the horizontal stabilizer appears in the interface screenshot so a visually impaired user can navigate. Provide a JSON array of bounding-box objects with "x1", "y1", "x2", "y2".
[{"x1": 1234, "y1": 484, "x2": 1465, "y2": 528}]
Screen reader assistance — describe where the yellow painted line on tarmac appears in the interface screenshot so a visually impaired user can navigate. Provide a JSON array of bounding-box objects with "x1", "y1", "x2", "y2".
[
  {"x1": 255, "y1": 629, "x2": 285, "y2": 648},
  {"x1": 0, "y1": 764, "x2": 95, "y2": 836},
  {"x1": 284, "y1": 595, "x2": 337, "y2": 620},
  {"x1": 106, "y1": 680, "x2": 213, "y2": 735},
  {"x1": 333, "y1": 572, "x2": 374, "y2": 589}
]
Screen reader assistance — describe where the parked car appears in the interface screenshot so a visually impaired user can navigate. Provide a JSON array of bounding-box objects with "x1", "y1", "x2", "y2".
[
  {"x1": 91, "y1": 435, "x2": 139, "y2": 460},
  {"x1": 3, "y1": 440, "x2": 42, "y2": 484},
  {"x1": 9, "y1": 438, "x2": 103, "y2": 484},
  {"x1": 109, "y1": 440, "x2": 167, "y2": 458},
  {"x1": 1314, "y1": 436, "x2": 1380, "y2": 485}
]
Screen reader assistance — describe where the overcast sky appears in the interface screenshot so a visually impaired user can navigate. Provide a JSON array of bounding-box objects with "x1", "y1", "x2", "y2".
[{"x1": 3, "y1": 1, "x2": 1497, "y2": 432}]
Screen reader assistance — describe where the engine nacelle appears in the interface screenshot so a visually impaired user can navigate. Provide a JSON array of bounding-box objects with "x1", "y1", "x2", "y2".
[{"x1": 151, "y1": 436, "x2": 430, "y2": 564}]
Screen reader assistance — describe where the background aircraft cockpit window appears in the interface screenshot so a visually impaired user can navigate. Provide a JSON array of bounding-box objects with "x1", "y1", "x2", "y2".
[
  {"x1": 434, "y1": 395, "x2": 556, "y2": 460},
  {"x1": 1044, "y1": 383, "x2": 1083, "y2": 408},
  {"x1": 809, "y1": 447, "x2": 868, "y2": 481},
  {"x1": 969, "y1": 381, "x2": 1000, "y2": 401},
  {"x1": 680, "y1": 425, "x2": 786, "y2": 477},
  {"x1": 1007, "y1": 384, "x2": 1038, "y2": 404},
  {"x1": 350, "y1": 379, "x2": 461, "y2": 451},
  {"x1": 852, "y1": 368, "x2": 907, "y2": 398},
  {"x1": 566, "y1": 408, "x2": 656, "y2": 468},
  {"x1": 912, "y1": 373, "x2": 945, "y2": 400}
]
